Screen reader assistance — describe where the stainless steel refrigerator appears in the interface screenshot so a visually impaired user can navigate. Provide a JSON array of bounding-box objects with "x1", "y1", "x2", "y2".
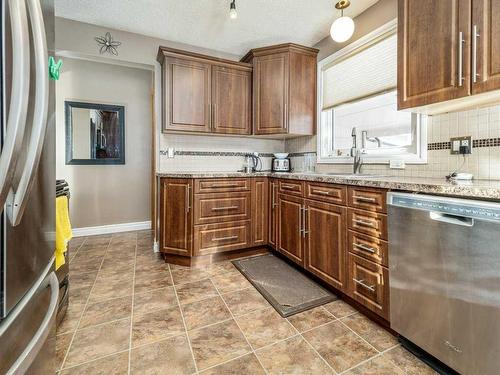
[{"x1": 0, "y1": 0, "x2": 56, "y2": 373}]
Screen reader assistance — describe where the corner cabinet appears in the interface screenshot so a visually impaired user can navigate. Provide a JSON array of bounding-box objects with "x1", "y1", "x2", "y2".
[
  {"x1": 398, "y1": 0, "x2": 500, "y2": 112},
  {"x1": 241, "y1": 44, "x2": 318, "y2": 136},
  {"x1": 158, "y1": 47, "x2": 252, "y2": 135}
]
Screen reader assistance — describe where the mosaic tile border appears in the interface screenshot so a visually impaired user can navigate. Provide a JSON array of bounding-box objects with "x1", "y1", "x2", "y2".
[
  {"x1": 428, "y1": 138, "x2": 500, "y2": 150},
  {"x1": 159, "y1": 150, "x2": 318, "y2": 157}
]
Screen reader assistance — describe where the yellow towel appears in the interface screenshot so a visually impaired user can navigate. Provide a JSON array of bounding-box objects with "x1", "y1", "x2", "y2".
[{"x1": 55, "y1": 196, "x2": 72, "y2": 270}]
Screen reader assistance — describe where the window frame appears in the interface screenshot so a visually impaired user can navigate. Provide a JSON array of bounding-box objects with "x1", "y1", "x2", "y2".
[{"x1": 316, "y1": 19, "x2": 428, "y2": 165}]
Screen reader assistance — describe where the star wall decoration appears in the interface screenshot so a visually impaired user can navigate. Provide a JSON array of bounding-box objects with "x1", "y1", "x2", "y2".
[{"x1": 95, "y1": 32, "x2": 121, "y2": 56}]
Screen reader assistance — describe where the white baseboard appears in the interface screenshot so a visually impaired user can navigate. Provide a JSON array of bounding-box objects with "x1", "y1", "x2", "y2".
[{"x1": 72, "y1": 221, "x2": 151, "y2": 237}]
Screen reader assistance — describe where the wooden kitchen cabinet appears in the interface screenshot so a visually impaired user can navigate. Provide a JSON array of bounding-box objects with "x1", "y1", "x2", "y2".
[
  {"x1": 269, "y1": 179, "x2": 279, "y2": 249},
  {"x1": 241, "y1": 43, "x2": 318, "y2": 136},
  {"x1": 161, "y1": 56, "x2": 212, "y2": 132},
  {"x1": 212, "y1": 66, "x2": 252, "y2": 135},
  {"x1": 278, "y1": 193, "x2": 304, "y2": 266},
  {"x1": 158, "y1": 47, "x2": 252, "y2": 135},
  {"x1": 252, "y1": 178, "x2": 269, "y2": 246},
  {"x1": 160, "y1": 178, "x2": 193, "y2": 255},
  {"x1": 398, "y1": 0, "x2": 471, "y2": 110},
  {"x1": 471, "y1": 0, "x2": 500, "y2": 94},
  {"x1": 304, "y1": 200, "x2": 347, "y2": 291}
]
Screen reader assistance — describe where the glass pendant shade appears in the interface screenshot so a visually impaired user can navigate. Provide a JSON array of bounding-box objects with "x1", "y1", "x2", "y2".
[{"x1": 330, "y1": 16, "x2": 355, "y2": 43}]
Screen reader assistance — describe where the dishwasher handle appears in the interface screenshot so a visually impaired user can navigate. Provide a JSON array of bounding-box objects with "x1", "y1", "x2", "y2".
[{"x1": 429, "y1": 212, "x2": 474, "y2": 227}]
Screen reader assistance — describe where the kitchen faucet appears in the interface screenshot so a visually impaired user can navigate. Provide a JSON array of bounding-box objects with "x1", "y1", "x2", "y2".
[{"x1": 351, "y1": 127, "x2": 363, "y2": 174}]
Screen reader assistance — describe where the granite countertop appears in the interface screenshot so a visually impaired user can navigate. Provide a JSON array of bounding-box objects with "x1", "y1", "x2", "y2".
[{"x1": 156, "y1": 171, "x2": 500, "y2": 200}]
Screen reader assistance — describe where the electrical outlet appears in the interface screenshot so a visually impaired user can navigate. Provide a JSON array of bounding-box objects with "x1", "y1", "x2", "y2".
[
  {"x1": 450, "y1": 136, "x2": 472, "y2": 155},
  {"x1": 390, "y1": 160, "x2": 406, "y2": 169},
  {"x1": 167, "y1": 147, "x2": 175, "y2": 158}
]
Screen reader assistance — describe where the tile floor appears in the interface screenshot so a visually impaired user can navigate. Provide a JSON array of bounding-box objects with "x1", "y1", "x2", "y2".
[{"x1": 56, "y1": 230, "x2": 437, "y2": 374}]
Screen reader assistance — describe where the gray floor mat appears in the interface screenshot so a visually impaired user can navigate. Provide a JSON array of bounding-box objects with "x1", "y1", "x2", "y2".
[{"x1": 232, "y1": 254, "x2": 337, "y2": 317}]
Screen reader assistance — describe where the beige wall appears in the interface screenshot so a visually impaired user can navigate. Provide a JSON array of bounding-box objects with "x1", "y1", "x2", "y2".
[{"x1": 56, "y1": 58, "x2": 153, "y2": 228}]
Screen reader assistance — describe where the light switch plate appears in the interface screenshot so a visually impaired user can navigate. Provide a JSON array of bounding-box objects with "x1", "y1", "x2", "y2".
[
  {"x1": 167, "y1": 147, "x2": 175, "y2": 158},
  {"x1": 450, "y1": 136, "x2": 472, "y2": 154}
]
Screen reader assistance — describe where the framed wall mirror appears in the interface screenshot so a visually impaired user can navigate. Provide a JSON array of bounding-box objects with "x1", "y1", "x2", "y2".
[{"x1": 65, "y1": 101, "x2": 125, "y2": 165}]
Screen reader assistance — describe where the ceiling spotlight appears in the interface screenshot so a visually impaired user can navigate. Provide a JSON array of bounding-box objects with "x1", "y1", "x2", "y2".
[
  {"x1": 229, "y1": 0, "x2": 237, "y2": 19},
  {"x1": 330, "y1": 0, "x2": 355, "y2": 43}
]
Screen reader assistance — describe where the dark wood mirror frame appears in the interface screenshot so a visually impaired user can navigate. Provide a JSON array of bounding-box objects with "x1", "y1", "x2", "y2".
[{"x1": 65, "y1": 101, "x2": 125, "y2": 165}]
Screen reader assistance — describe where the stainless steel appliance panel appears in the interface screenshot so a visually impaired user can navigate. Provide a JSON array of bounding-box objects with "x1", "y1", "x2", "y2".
[{"x1": 388, "y1": 192, "x2": 500, "y2": 375}]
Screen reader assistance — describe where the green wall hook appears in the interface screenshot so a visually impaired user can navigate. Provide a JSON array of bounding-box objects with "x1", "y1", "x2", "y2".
[{"x1": 49, "y1": 56, "x2": 63, "y2": 80}]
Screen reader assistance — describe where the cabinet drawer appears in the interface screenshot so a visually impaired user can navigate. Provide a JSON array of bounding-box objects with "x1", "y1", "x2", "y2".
[
  {"x1": 347, "y1": 253, "x2": 389, "y2": 320},
  {"x1": 306, "y1": 182, "x2": 346, "y2": 205},
  {"x1": 348, "y1": 187, "x2": 387, "y2": 213},
  {"x1": 194, "y1": 192, "x2": 251, "y2": 225},
  {"x1": 195, "y1": 179, "x2": 250, "y2": 193},
  {"x1": 348, "y1": 209, "x2": 387, "y2": 240},
  {"x1": 278, "y1": 180, "x2": 304, "y2": 197},
  {"x1": 348, "y1": 231, "x2": 388, "y2": 267},
  {"x1": 193, "y1": 221, "x2": 251, "y2": 256}
]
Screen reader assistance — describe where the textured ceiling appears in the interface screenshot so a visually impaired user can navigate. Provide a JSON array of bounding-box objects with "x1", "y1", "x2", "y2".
[{"x1": 54, "y1": 0, "x2": 379, "y2": 56}]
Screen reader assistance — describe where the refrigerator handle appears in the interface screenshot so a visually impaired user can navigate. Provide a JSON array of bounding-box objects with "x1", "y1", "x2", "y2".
[
  {"x1": 6, "y1": 272, "x2": 59, "y2": 375},
  {"x1": 7, "y1": 0, "x2": 49, "y2": 226},
  {"x1": 0, "y1": 0, "x2": 31, "y2": 212}
]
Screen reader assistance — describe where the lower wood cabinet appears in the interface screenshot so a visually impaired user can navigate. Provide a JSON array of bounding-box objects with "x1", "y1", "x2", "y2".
[
  {"x1": 304, "y1": 200, "x2": 347, "y2": 291},
  {"x1": 160, "y1": 178, "x2": 193, "y2": 255},
  {"x1": 347, "y1": 253, "x2": 389, "y2": 320},
  {"x1": 252, "y1": 178, "x2": 268, "y2": 246},
  {"x1": 269, "y1": 180, "x2": 279, "y2": 249},
  {"x1": 277, "y1": 194, "x2": 304, "y2": 266},
  {"x1": 193, "y1": 220, "x2": 251, "y2": 256}
]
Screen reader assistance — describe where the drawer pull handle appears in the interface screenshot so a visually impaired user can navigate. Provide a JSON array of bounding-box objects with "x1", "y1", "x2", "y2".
[
  {"x1": 210, "y1": 184, "x2": 240, "y2": 188},
  {"x1": 212, "y1": 235, "x2": 238, "y2": 242},
  {"x1": 353, "y1": 243, "x2": 376, "y2": 253},
  {"x1": 282, "y1": 184, "x2": 298, "y2": 190},
  {"x1": 211, "y1": 206, "x2": 239, "y2": 211},
  {"x1": 353, "y1": 219, "x2": 376, "y2": 228},
  {"x1": 312, "y1": 189, "x2": 330, "y2": 195},
  {"x1": 353, "y1": 278, "x2": 376, "y2": 292},
  {"x1": 353, "y1": 195, "x2": 376, "y2": 203}
]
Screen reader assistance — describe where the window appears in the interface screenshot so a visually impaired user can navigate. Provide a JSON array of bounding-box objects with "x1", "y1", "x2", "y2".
[{"x1": 317, "y1": 20, "x2": 427, "y2": 164}]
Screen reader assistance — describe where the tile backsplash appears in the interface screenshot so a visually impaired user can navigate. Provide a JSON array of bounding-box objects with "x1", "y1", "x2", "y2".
[
  {"x1": 158, "y1": 133, "x2": 285, "y2": 172},
  {"x1": 286, "y1": 105, "x2": 500, "y2": 180}
]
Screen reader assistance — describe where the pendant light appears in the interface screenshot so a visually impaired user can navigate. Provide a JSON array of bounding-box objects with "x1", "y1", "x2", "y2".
[
  {"x1": 229, "y1": 0, "x2": 237, "y2": 19},
  {"x1": 330, "y1": 0, "x2": 355, "y2": 43}
]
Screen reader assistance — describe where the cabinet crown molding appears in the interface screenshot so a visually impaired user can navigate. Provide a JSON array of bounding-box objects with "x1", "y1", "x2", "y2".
[{"x1": 241, "y1": 42, "x2": 319, "y2": 63}]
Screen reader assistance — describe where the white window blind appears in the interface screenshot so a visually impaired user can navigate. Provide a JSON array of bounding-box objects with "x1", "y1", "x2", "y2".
[{"x1": 322, "y1": 33, "x2": 397, "y2": 110}]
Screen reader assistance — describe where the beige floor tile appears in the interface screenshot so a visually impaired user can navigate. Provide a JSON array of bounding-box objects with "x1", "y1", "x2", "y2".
[
  {"x1": 200, "y1": 353, "x2": 266, "y2": 375},
  {"x1": 130, "y1": 334, "x2": 196, "y2": 375},
  {"x1": 134, "y1": 262, "x2": 170, "y2": 274},
  {"x1": 287, "y1": 306, "x2": 335, "y2": 332},
  {"x1": 323, "y1": 300, "x2": 357, "y2": 318},
  {"x1": 134, "y1": 270, "x2": 173, "y2": 293},
  {"x1": 182, "y1": 296, "x2": 231, "y2": 330},
  {"x1": 222, "y1": 288, "x2": 270, "y2": 316},
  {"x1": 64, "y1": 318, "x2": 131, "y2": 368},
  {"x1": 57, "y1": 300, "x2": 86, "y2": 334},
  {"x1": 188, "y1": 319, "x2": 251, "y2": 370},
  {"x1": 84, "y1": 235, "x2": 111, "y2": 246},
  {"x1": 171, "y1": 267, "x2": 211, "y2": 285},
  {"x1": 59, "y1": 351, "x2": 129, "y2": 375},
  {"x1": 342, "y1": 313, "x2": 398, "y2": 351},
  {"x1": 204, "y1": 261, "x2": 238, "y2": 277},
  {"x1": 55, "y1": 332, "x2": 73, "y2": 371},
  {"x1": 211, "y1": 272, "x2": 252, "y2": 293},
  {"x1": 133, "y1": 286, "x2": 178, "y2": 315},
  {"x1": 175, "y1": 279, "x2": 219, "y2": 305},
  {"x1": 132, "y1": 306, "x2": 184, "y2": 347},
  {"x1": 69, "y1": 271, "x2": 98, "y2": 290},
  {"x1": 256, "y1": 335, "x2": 332, "y2": 374},
  {"x1": 236, "y1": 307, "x2": 296, "y2": 349},
  {"x1": 303, "y1": 320, "x2": 378, "y2": 373},
  {"x1": 384, "y1": 346, "x2": 437, "y2": 375},
  {"x1": 79, "y1": 296, "x2": 132, "y2": 329},
  {"x1": 345, "y1": 354, "x2": 405, "y2": 375},
  {"x1": 70, "y1": 258, "x2": 102, "y2": 274},
  {"x1": 70, "y1": 285, "x2": 93, "y2": 305},
  {"x1": 88, "y1": 277, "x2": 133, "y2": 303}
]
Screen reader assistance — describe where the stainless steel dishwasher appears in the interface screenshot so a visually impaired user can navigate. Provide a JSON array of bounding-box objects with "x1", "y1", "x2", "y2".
[{"x1": 388, "y1": 192, "x2": 500, "y2": 375}]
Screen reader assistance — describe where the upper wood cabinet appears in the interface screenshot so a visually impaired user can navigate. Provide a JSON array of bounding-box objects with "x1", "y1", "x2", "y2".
[
  {"x1": 241, "y1": 43, "x2": 318, "y2": 136},
  {"x1": 398, "y1": 0, "x2": 500, "y2": 111},
  {"x1": 471, "y1": 0, "x2": 500, "y2": 95},
  {"x1": 212, "y1": 66, "x2": 252, "y2": 135},
  {"x1": 398, "y1": 0, "x2": 471, "y2": 109},
  {"x1": 158, "y1": 47, "x2": 252, "y2": 135}
]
